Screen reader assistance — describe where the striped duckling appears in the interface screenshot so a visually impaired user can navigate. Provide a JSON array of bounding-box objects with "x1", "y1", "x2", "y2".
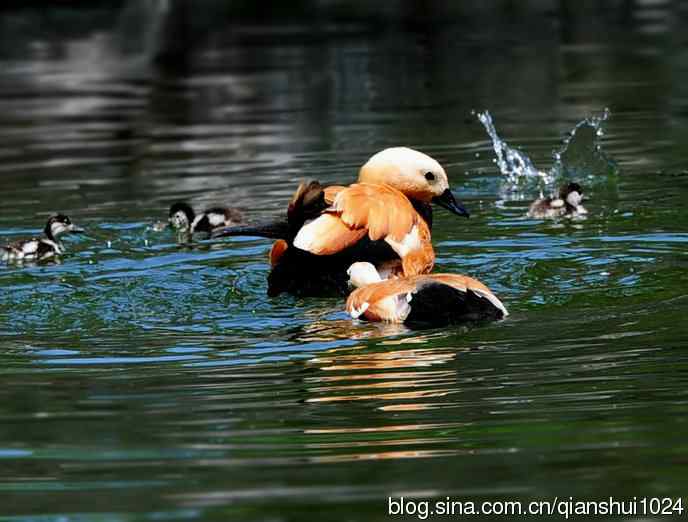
[
  {"x1": 1, "y1": 214, "x2": 84, "y2": 262},
  {"x1": 527, "y1": 182, "x2": 587, "y2": 219},
  {"x1": 169, "y1": 201, "x2": 242, "y2": 235}
]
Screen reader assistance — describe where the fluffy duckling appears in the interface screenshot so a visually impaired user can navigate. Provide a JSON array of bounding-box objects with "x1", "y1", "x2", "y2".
[
  {"x1": 169, "y1": 201, "x2": 242, "y2": 235},
  {"x1": 214, "y1": 147, "x2": 470, "y2": 296},
  {"x1": 1, "y1": 214, "x2": 84, "y2": 262},
  {"x1": 527, "y1": 182, "x2": 587, "y2": 219},
  {"x1": 346, "y1": 262, "x2": 508, "y2": 327}
]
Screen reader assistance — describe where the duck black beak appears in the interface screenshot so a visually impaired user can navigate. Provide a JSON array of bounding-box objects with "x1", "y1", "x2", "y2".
[
  {"x1": 432, "y1": 189, "x2": 469, "y2": 218},
  {"x1": 69, "y1": 225, "x2": 85, "y2": 234}
]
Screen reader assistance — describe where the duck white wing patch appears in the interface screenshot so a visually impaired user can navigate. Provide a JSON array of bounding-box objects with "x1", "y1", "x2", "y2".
[
  {"x1": 20, "y1": 239, "x2": 40, "y2": 258},
  {"x1": 207, "y1": 212, "x2": 227, "y2": 227},
  {"x1": 349, "y1": 301, "x2": 369, "y2": 319},
  {"x1": 293, "y1": 219, "x2": 320, "y2": 251},
  {"x1": 550, "y1": 198, "x2": 565, "y2": 208},
  {"x1": 384, "y1": 225, "x2": 421, "y2": 258},
  {"x1": 472, "y1": 288, "x2": 509, "y2": 317},
  {"x1": 293, "y1": 214, "x2": 366, "y2": 255},
  {"x1": 374, "y1": 293, "x2": 413, "y2": 323}
]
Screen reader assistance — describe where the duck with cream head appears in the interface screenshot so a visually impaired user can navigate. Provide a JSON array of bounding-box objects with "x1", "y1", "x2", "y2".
[{"x1": 213, "y1": 147, "x2": 469, "y2": 296}]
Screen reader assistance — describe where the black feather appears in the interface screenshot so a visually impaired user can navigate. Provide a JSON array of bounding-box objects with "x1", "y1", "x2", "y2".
[
  {"x1": 404, "y1": 282, "x2": 504, "y2": 328},
  {"x1": 169, "y1": 202, "x2": 195, "y2": 220}
]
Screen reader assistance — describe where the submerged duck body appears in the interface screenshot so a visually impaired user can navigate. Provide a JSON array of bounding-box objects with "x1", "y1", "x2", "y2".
[
  {"x1": 346, "y1": 262, "x2": 508, "y2": 327},
  {"x1": 528, "y1": 182, "x2": 587, "y2": 219},
  {"x1": 214, "y1": 147, "x2": 469, "y2": 297},
  {"x1": 169, "y1": 202, "x2": 242, "y2": 235},
  {"x1": 1, "y1": 215, "x2": 84, "y2": 262}
]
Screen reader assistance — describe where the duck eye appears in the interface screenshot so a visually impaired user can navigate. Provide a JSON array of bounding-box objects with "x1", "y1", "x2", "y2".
[{"x1": 424, "y1": 172, "x2": 435, "y2": 181}]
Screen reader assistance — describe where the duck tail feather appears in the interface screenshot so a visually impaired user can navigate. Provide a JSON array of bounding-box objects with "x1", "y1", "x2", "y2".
[
  {"x1": 404, "y1": 283, "x2": 505, "y2": 328},
  {"x1": 211, "y1": 221, "x2": 291, "y2": 240}
]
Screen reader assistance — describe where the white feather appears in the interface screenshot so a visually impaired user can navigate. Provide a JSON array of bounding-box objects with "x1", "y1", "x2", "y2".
[
  {"x1": 207, "y1": 212, "x2": 226, "y2": 227},
  {"x1": 21, "y1": 240, "x2": 40, "y2": 256},
  {"x1": 375, "y1": 293, "x2": 413, "y2": 323},
  {"x1": 384, "y1": 225, "x2": 421, "y2": 258},
  {"x1": 472, "y1": 288, "x2": 509, "y2": 317},
  {"x1": 293, "y1": 218, "x2": 322, "y2": 252},
  {"x1": 349, "y1": 301, "x2": 370, "y2": 319}
]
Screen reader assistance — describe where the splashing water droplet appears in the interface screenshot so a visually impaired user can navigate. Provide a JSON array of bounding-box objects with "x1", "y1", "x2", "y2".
[
  {"x1": 476, "y1": 111, "x2": 552, "y2": 190},
  {"x1": 477, "y1": 108, "x2": 617, "y2": 195},
  {"x1": 551, "y1": 107, "x2": 616, "y2": 181}
]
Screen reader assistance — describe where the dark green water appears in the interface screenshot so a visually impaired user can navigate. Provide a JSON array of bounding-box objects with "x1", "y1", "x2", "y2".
[{"x1": 2, "y1": 3, "x2": 688, "y2": 521}]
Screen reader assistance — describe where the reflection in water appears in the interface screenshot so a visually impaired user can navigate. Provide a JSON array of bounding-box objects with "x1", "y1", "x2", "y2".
[
  {"x1": 293, "y1": 317, "x2": 413, "y2": 344},
  {"x1": 309, "y1": 346, "x2": 456, "y2": 371},
  {"x1": 2, "y1": 2, "x2": 688, "y2": 521},
  {"x1": 305, "y1": 345, "x2": 457, "y2": 412}
]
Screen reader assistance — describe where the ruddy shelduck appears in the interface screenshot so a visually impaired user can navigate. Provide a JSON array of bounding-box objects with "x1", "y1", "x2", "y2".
[
  {"x1": 214, "y1": 147, "x2": 469, "y2": 296},
  {"x1": 346, "y1": 262, "x2": 508, "y2": 327}
]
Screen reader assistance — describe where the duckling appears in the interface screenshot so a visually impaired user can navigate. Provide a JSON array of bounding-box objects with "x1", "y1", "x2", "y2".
[
  {"x1": 169, "y1": 201, "x2": 242, "y2": 235},
  {"x1": 346, "y1": 262, "x2": 508, "y2": 327},
  {"x1": 213, "y1": 147, "x2": 470, "y2": 297},
  {"x1": 527, "y1": 182, "x2": 587, "y2": 219},
  {"x1": 1, "y1": 214, "x2": 84, "y2": 262}
]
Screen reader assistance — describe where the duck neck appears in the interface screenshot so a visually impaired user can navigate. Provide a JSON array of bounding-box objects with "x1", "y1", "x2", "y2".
[
  {"x1": 409, "y1": 198, "x2": 433, "y2": 229},
  {"x1": 44, "y1": 224, "x2": 55, "y2": 242}
]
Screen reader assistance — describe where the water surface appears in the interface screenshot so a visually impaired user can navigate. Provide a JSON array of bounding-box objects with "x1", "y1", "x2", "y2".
[{"x1": 1, "y1": 3, "x2": 688, "y2": 521}]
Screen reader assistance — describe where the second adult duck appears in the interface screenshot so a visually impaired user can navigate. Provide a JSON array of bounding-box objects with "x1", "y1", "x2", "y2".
[{"x1": 214, "y1": 147, "x2": 469, "y2": 296}]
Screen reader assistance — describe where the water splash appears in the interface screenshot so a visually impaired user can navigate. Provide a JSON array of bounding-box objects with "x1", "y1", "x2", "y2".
[
  {"x1": 476, "y1": 108, "x2": 616, "y2": 193},
  {"x1": 476, "y1": 111, "x2": 552, "y2": 188},
  {"x1": 552, "y1": 108, "x2": 615, "y2": 180}
]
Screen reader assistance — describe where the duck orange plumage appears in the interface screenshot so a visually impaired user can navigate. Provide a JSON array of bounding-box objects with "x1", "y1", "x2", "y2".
[
  {"x1": 346, "y1": 262, "x2": 508, "y2": 327},
  {"x1": 214, "y1": 147, "x2": 469, "y2": 296},
  {"x1": 293, "y1": 182, "x2": 435, "y2": 276}
]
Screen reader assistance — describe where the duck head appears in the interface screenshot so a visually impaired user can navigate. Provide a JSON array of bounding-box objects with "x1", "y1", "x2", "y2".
[
  {"x1": 347, "y1": 261, "x2": 383, "y2": 288},
  {"x1": 559, "y1": 182, "x2": 584, "y2": 211},
  {"x1": 358, "y1": 147, "x2": 469, "y2": 217},
  {"x1": 44, "y1": 214, "x2": 84, "y2": 241},
  {"x1": 169, "y1": 202, "x2": 195, "y2": 232}
]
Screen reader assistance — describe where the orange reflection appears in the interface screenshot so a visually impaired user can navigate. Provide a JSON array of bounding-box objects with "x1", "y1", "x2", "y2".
[
  {"x1": 308, "y1": 448, "x2": 467, "y2": 463},
  {"x1": 304, "y1": 346, "x2": 458, "y2": 410}
]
